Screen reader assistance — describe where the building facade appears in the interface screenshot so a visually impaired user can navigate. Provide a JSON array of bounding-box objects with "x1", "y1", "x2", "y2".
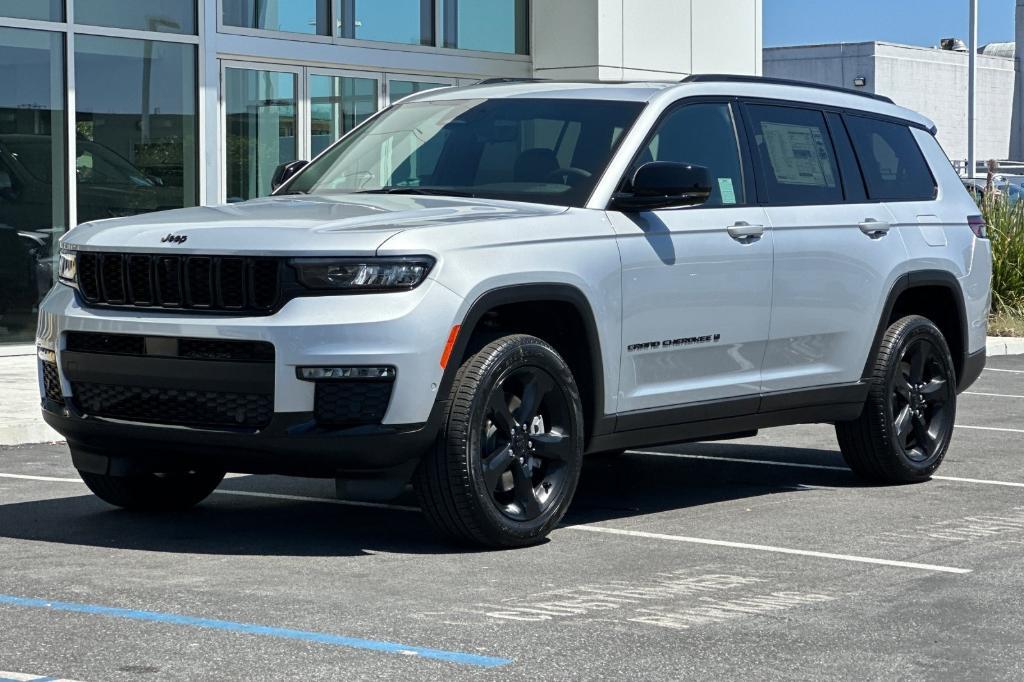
[{"x1": 0, "y1": 0, "x2": 761, "y2": 345}]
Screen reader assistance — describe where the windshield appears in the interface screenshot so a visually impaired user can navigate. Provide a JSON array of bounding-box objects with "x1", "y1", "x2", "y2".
[{"x1": 286, "y1": 97, "x2": 645, "y2": 207}]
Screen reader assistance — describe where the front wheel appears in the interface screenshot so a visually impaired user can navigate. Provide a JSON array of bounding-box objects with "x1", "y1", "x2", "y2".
[
  {"x1": 414, "y1": 335, "x2": 584, "y2": 547},
  {"x1": 79, "y1": 468, "x2": 225, "y2": 511},
  {"x1": 836, "y1": 315, "x2": 957, "y2": 483}
]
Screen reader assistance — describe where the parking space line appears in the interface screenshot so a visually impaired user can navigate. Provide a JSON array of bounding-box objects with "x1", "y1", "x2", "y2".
[
  {"x1": 0, "y1": 594, "x2": 511, "y2": 668},
  {"x1": 955, "y1": 425, "x2": 1024, "y2": 434},
  {"x1": 567, "y1": 525, "x2": 972, "y2": 574},
  {"x1": 984, "y1": 368, "x2": 1024, "y2": 374},
  {"x1": 627, "y1": 450, "x2": 1024, "y2": 489},
  {"x1": 964, "y1": 391, "x2": 1024, "y2": 399},
  {"x1": 0, "y1": 473, "x2": 81, "y2": 483},
  {"x1": 0, "y1": 673, "x2": 81, "y2": 682}
]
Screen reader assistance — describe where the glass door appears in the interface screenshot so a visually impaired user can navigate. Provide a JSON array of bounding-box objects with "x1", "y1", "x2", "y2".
[
  {"x1": 307, "y1": 68, "x2": 381, "y2": 159},
  {"x1": 222, "y1": 61, "x2": 302, "y2": 202},
  {"x1": 385, "y1": 74, "x2": 456, "y2": 105}
]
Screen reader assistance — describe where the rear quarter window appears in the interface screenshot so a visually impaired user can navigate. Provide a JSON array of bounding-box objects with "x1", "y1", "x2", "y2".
[{"x1": 844, "y1": 115, "x2": 936, "y2": 201}]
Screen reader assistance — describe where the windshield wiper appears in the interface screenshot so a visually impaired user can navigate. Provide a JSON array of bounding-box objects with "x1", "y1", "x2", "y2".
[{"x1": 355, "y1": 186, "x2": 475, "y2": 197}]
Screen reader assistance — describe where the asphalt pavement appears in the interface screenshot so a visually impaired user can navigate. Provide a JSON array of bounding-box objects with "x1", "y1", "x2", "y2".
[{"x1": 1, "y1": 355, "x2": 1023, "y2": 680}]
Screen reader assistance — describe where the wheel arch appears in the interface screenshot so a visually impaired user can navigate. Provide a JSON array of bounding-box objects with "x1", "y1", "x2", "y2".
[
  {"x1": 437, "y1": 283, "x2": 608, "y2": 447},
  {"x1": 865, "y1": 270, "x2": 969, "y2": 390}
]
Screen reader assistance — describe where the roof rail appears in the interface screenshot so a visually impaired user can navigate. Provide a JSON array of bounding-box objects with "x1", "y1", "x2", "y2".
[
  {"x1": 680, "y1": 74, "x2": 895, "y2": 105},
  {"x1": 476, "y1": 77, "x2": 547, "y2": 85}
]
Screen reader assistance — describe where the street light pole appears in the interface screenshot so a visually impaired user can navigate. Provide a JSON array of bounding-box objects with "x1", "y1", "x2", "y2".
[{"x1": 968, "y1": 0, "x2": 978, "y2": 178}]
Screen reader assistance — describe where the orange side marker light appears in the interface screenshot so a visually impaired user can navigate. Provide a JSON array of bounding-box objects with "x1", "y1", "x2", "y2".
[{"x1": 440, "y1": 325, "x2": 461, "y2": 369}]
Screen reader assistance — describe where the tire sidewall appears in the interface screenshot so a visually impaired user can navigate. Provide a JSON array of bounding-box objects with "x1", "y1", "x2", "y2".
[
  {"x1": 880, "y1": 319, "x2": 957, "y2": 479},
  {"x1": 460, "y1": 338, "x2": 584, "y2": 543}
]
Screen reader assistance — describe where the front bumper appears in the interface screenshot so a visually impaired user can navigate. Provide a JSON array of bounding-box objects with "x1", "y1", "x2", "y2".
[{"x1": 36, "y1": 281, "x2": 463, "y2": 473}]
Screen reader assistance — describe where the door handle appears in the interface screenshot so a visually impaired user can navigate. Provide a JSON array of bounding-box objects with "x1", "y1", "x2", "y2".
[
  {"x1": 727, "y1": 222, "x2": 765, "y2": 242},
  {"x1": 858, "y1": 219, "x2": 892, "y2": 238}
]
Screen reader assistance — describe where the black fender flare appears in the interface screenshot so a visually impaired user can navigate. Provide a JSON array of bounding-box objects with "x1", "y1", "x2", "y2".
[{"x1": 862, "y1": 269, "x2": 968, "y2": 385}]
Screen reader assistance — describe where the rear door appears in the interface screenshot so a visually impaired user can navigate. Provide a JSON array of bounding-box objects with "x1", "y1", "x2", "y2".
[
  {"x1": 609, "y1": 100, "x2": 773, "y2": 414},
  {"x1": 744, "y1": 103, "x2": 907, "y2": 395}
]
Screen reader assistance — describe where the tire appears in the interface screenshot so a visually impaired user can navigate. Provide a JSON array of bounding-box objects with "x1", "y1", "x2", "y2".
[
  {"x1": 414, "y1": 334, "x2": 585, "y2": 548},
  {"x1": 79, "y1": 469, "x2": 225, "y2": 511},
  {"x1": 836, "y1": 315, "x2": 957, "y2": 484}
]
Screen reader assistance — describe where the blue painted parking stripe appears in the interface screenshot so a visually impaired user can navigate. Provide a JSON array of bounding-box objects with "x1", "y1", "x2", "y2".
[{"x1": 0, "y1": 594, "x2": 511, "y2": 669}]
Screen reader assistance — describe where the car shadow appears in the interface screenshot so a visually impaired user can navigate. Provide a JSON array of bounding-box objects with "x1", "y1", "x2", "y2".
[{"x1": 0, "y1": 443, "x2": 860, "y2": 557}]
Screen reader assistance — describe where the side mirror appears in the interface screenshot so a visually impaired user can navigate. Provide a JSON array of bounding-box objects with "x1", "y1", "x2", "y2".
[
  {"x1": 610, "y1": 161, "x2": 713, "y2": 211},
  {"x1": 271, "y1": 159, "x2": 309, "y2": 192}
]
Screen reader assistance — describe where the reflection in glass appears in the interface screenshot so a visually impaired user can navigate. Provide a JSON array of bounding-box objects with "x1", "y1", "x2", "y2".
[
  {"x1": 388, "y1": 80, "x2": 448, "y2": 105},
  {"x1": 75, "y1": 35, "x2": 198, "y2": 223},
  {"x1": 223, "y1": 0, "x2": 330, "y2": 35},
  {"x1": 76, "y1": 0, "x2": 197, "y2": 35},
  {"x1": 0, "y1": 0, "x2": 63, "y2": 21},
  {"x1": 350, "y1": 0, "x2": 433, "y2": 45},
  {"x1": 444, "y1": 0, "x2": 528, "y2": 54},
  {"x1": 0, "y1": 27, "x2": 65, "y2": 343},
  {"x1": 310, "y1": 75, "x2": 378, "y2": 158},
  {"x1": 225, "y1": 68, "x2": 297, "y2": 201}
]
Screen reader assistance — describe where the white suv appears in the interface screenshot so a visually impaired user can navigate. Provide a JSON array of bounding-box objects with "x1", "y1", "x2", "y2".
[{"x1": 38, "y1": 75, "x2": 991, "y2": 547}]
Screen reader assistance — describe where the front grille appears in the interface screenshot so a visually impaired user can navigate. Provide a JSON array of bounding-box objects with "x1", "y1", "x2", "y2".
[
  {"x1": 314, "y1": 380, "x2": 394, "y2": 427},
  {"x1": 72, "y1": 382, "x2": 273, "y2": 429},
  {"x1": 75, "y1": 252, "x2": 282, "y2": 314},
  {"x1": 65, "y1": 332, "x2": 274, "y2": 363},
  {"x1": 41, "y1": 360, "x2": 63, "y2": 404}
]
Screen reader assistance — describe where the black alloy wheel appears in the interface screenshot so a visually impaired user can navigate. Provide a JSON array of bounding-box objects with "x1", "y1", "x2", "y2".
[{"x1": 890, "y1": 336, "x2": 955, "y2": 464}]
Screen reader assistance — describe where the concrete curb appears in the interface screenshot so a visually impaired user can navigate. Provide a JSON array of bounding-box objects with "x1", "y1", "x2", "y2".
[
  {"x1": 0, "y1": 422, "x2": 62, "y2": 447},
  {"x1": 986, "y1": 336, "x2": 1024, "y2": 357}
]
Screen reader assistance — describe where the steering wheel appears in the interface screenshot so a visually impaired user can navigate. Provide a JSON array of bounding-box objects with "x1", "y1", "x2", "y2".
[{"x1": 544, "y1": 167, "x2": 593, "y2": 184}]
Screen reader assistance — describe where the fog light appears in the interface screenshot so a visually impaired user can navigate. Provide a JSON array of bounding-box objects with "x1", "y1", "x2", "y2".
[
  {"x1": 37, "y1": 347, "x2": 57, "y2": 363},
  {"x1": 298, "y1": 366, "x2": 396, "y2": 381}
]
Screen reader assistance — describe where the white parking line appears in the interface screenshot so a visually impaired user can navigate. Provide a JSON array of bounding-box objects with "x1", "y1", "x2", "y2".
[
  {"x1": 0, "y1": 672, "x2": 83, "y2": 682},
  {"x1": 627, "y1": 450, "x2": 1024, "y2": 489},
  {"x1": 964, "y1": 391, "x2": 1024, "y2": 399},
  {"x1": 0, "y1": 473, "x2": 81, "y2": 483},
  {"x1": 984, "y1": 368, "x2": 1024, "y2": 374},
  {"x1": 955, "y1": 424, "x2": 1024, "y2": 434},
  {"x1": 567, "y1": 525, "x2": 971, "y2": 574}
]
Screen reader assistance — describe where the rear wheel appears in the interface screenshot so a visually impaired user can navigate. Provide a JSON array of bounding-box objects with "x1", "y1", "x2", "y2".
[
  {"x1": 79, "y1": 469, "x2": 225, "y2": 511},
  {"x1": 836, "y1": 315, "x2": 956, "y2": 483},
  {"x1": 414, "y1": 334, "x2": 584, "y2": 547}
]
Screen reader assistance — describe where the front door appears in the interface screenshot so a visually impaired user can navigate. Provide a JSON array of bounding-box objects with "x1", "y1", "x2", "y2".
[{"x1": 610, "y1": 101, "x2": 773, "y2": 415}]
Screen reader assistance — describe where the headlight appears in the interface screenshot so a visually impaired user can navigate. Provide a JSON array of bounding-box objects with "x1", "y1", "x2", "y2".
[
  {"x1": 290, "y1": 257, "x2": 434, "y2": 292},
  {"x1": 58, "y1": 250, "x2": 77, "y2": 286}
]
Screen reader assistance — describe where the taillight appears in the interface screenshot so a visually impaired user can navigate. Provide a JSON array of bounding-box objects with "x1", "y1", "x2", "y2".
[{"x1": 967, "y1": 214, "x2": 987, "y2": 239}]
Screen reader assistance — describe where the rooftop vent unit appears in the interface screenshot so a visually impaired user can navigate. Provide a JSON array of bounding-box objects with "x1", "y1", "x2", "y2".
[{"x1": 940, "y1": 37, "x2": 968, "y2": 52}]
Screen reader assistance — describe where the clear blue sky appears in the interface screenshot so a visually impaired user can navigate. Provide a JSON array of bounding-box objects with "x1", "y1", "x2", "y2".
[{"x1": 765, "y1": 0, "x2": 1017, "y2": 48}]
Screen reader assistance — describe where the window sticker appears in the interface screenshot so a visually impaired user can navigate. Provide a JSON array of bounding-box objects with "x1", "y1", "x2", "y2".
[
  {"x1": 718, "y1": 177, "x2": 737, "y2": 205},
  {"x1": 760, "y1": 121, "x2": 837, "y2": 188}
]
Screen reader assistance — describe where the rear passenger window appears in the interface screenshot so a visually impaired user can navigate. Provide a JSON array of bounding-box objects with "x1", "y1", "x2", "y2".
[
  {"x1": 745, "y1": 104, "x2": 843, "y2": 204},
  {"x1": 844, "y1": 115, "x2": 936, "y2": 201},
  {"x1": 630, "y1": 102, "x2": 746, "y2": 206}
]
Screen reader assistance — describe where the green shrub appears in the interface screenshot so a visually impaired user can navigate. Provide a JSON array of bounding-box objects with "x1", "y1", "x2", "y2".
[{"x1": 982, "y1": 195, "x2": 1024, "y2": 315}]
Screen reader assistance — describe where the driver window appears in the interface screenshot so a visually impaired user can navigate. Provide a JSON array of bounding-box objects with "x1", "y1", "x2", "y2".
[{"x1": 633, "y1": 102, "x2": 746, "y2": 207}]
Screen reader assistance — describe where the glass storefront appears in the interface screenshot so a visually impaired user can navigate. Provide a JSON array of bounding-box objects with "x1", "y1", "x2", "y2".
[
  {"x1": 225, "y1": 67, "x2": 297, "y2": 202},
  {"x1": 75, "y1": 36, "x2": 198, "y2": 221},
  {"x1": 351, "y1": 0, "x2": 433, "y2": 45},
  {"x1": 0, "y1": 1, "x2": 528, "y2": 343},
  {"x1": 0, "y1": 1, "x2": 63, "y2": 22},
  {"x1": 0, "y1": 27, "x2": 64, "y2": 343},
  {"x1": 75, "y1": 0, "x2": 197, "y2": 35},
  {"x1": 310, "y1": 74, "x2": 378, "y2": 157},
  {"x1": 444, "y1": 0, "x2": 528, "y2": 54},
  {"x1": 223, "y1": 0, "x2": 331, "y2": 35}
]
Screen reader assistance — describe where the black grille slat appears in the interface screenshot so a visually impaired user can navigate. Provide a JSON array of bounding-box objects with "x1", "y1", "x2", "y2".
[
  {"x1": 72, "y1": 382, "x2": 273, "y2": 429},
  {"x1": 155, "y1": 256, "x2": 183, "y2": 306},
  {"x1": 127, "y1": 255, "x2": 154, "y2": 305},
  {"x1": 186, "y1": 257, "x2": 214, "y2": 308},
  {"x1": 100, "y1": 254, "x2": 126, "y2": 304},
  {"x1": 178, "y1": 338, "x2": 275, "y2": 362},
  {"x1": 66, "y1": 332, "x2": 274, "y2": 363},
  {"x1": 250, "y1": 259, "x2": 280, "y2": 310},
  {"x1": 75, "y1": 252, "x2": 284, "y2": 314},
  {"x1": 218, "y1": 258, "x2": 246, "y2": 309},
  {"x1": 314, "y1": 380, "x2": 394, "y2": 427},
  {"x1": 66, "y1": 332, "x2": 146, "y2": 356},
  {"x1": 77, "y1": 253, "x2": 100, "y2": 301}
]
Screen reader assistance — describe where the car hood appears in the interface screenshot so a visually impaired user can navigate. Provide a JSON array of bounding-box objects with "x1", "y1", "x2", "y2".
[{"x1": 61, "y1": 194, "x2": 568, "y2": 255}]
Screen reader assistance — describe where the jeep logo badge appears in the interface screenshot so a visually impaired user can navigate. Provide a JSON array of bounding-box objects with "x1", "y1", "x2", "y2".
[{"x1": 161, "y1": 234, "x2": 188, "y2": 244}]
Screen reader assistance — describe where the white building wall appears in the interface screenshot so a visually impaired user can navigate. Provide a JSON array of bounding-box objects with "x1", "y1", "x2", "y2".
[
  {"x1": 532, "y1": 0, "x2": 762, "y2": 80},
  {"x1": 765, "y1": 42, "x2": 1016, "y2": 164}
]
